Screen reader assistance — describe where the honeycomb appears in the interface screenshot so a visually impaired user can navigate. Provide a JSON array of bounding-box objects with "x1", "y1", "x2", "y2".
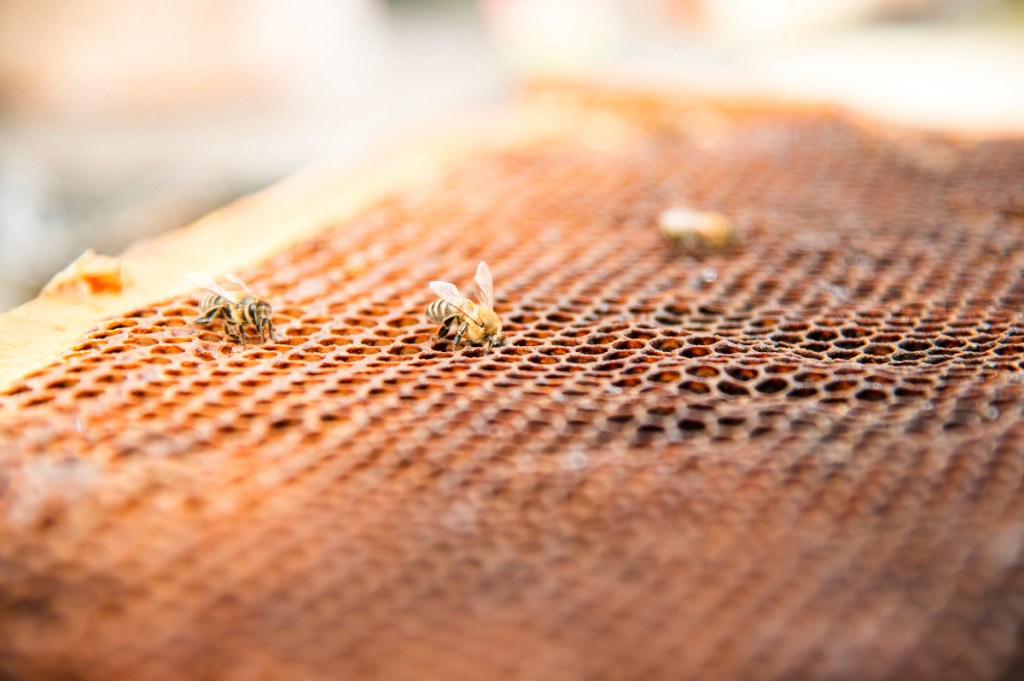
[{"x1": 2, "y1": 93, "x2": 1024, "y2": 681}]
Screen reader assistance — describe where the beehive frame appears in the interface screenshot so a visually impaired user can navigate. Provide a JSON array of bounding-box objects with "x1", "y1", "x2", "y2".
[{"x1": 1, "y1": 86, "x2": 1024, "y2": 681}]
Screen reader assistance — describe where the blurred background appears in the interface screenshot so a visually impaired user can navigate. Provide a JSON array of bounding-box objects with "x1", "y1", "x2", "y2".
[{"x1": 0, "y1": 0, "x2": 1022, "y2": 311}]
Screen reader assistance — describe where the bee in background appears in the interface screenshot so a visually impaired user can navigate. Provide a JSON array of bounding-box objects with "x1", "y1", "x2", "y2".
[
  {"x1": 186, "y1": 273, "x2": 277, "y2": 346},
  {"x1": 427, "y1": 261, "x2": 505, "y2": 349},
  {"x1": 658, "y1": 206, "x2": 737, "y2": 254}
]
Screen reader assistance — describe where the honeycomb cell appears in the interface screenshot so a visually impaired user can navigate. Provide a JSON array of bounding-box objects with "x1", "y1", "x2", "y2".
[
  {"x1": 717, "y1": 381, "x2": 750, "y2": 397},
  {"x1": 755, "y1": 378, "x2": 789, "y2": 394}
]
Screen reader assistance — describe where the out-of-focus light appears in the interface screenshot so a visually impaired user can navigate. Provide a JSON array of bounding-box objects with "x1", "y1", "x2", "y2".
[
  {"x1": 481, "y1": 0, "x2": 622, "y2": 75},
  {"x1": 0, "y1": 0, "x2": 390, "y2": 119},
  {"x1": 701, "y1": 0, "x2": 870, "y2": 41}
]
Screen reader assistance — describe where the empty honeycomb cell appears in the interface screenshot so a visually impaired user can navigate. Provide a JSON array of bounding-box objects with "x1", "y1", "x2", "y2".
[
  {"x1": 528, "y1": 354, "x2": 560, "y2": 365},
  {"x1": 687, "y1": 335, "x2": 719, "y2": 346},
  {"x1": 74, "y1": 388, "x2": 104, "y2": 399},
  {"x1": 824, "y1": 379, "x2": 860, "y2": 393},
  {"x1": 149, "y1": 345, "x2": 186, "y2": 356},
  {"x1": 271, "y1": 335, "x2": 307, "y2": 347},
  {"x1": 755, "y1": 377, "x2": 789, "y2": 394},
  {"x1": 151, "y1": 318, "x2": 187, "y2": 328},
  {"x1": 716, "y1": 414, "x2": 746, "y2": 427},
  {"x1": 662, "y1": 303, "x2": 691, "y2": 316},
  {"x1": 676, "y1": 417, "x2": 708, "y2": 434},
  {"x1": 717, "y1": 381, "x2": 750, "y2": 397},
  {"x1": 725, "y1": 367, "x2": 758, "y2": 381},
  {"x1": 855, "y1": 388, "x2": 889, "y2": 402},
  {"x1": 385, "y1": 316, "x2": 421, "y2": 328},
  {"x1": 678, "y1": 380, "x2": 711, "y2": 394},
  {"x1": 899, "y1": 339, "x2": 932, "y2": 351},
  {"x1": 567, "y1": 353, "x2": 601, "y2": 365},
  {"x1": 841, "y1": 326, "x2": 871, "y2": 338},
  {"x1": 346, "y1": 346, "x2": 382, "y2": 356},
  {"x1": 103, "y1": 320, "x2": 139, "y2": 330},
  {"x1": 646, "y1": 405, "x2": 677, "y2": 418}
]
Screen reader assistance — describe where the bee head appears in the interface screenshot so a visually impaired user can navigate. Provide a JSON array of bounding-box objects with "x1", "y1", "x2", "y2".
[{"x1": 478, "y1": 308, "x2": 503, "y2": 338}]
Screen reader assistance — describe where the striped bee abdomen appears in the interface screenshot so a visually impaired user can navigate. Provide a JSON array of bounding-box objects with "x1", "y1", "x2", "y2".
[
  {"x1": 197, "y1": 294, "x2": 234, "y2": 323},
  {"x1": 198, "y1": 294, "x2": 228, "y2": 316},
  {"x1": 426, "y1": 298, "x2": 458, "y2": 323}
]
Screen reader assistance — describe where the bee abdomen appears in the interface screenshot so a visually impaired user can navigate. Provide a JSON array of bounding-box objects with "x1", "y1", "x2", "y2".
[
  {"x1": 198, "y1": 294, "x2": 219, "y2": 313},
  {"x1": 426, "y1": 299, "x2": 456, "y2": 323}
]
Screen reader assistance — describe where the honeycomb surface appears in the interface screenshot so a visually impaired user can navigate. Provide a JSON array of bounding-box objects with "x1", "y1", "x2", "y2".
[{"x1": 2, "y1": 97, "x2": 1024, "y2": 681}]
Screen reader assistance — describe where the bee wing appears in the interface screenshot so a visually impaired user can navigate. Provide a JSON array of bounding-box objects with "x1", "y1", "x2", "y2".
[
  {"x1": 474, "y1": 261, "x2": 494, "y2": 308},
  {"x1": 429, "y1": 280, "x2": 463, "y2": 305},
  {"x1": 429, "y1": 280, "x2": 482, "y2": 325},
  {"x1": 186, "y1": 273, "x2": 239, "y2": 305},
  {"x1": 223, "y1": 272, "x2": 253, "y2": 294}
]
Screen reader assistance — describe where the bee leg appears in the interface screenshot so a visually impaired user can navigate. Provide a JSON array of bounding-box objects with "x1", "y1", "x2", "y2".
[
  {"x1": 453, "y1": 322, "x2": 469, "y2": 348},
  {"x1": 194, "y1": 313, "x2": 214, "y2": 326},
  {"x1": 437, "y1": 317, "x2": 455, "y2": 340},
  {"x1": 226, "y1": 321, "x2": 245, "y2": 347}
]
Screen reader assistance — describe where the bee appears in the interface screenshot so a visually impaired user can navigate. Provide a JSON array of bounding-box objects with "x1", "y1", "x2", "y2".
[
  {"x1": 658, "y1": 206, "x2": 737, "y2": 254},
  {"x1": 427, "y1": 261, "x2": 505, "y2": 349},
  {"x1": 186, "y1": 273, "x2": 277, "y2": 346}
]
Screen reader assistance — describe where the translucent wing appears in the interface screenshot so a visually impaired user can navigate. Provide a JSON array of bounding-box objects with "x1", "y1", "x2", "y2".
[
  {"x1": 186, "y1": 273, "x2": 239, "y2": 305},
  {"x1": 474, "y1": 261, "x2": 494, "y2": 308},
  {"x1": 223, "y1": 272, "x2": 253, "y2": 294},
  {"x1": 429, "y1": 280, "x2": 481, "y2": 325}
]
